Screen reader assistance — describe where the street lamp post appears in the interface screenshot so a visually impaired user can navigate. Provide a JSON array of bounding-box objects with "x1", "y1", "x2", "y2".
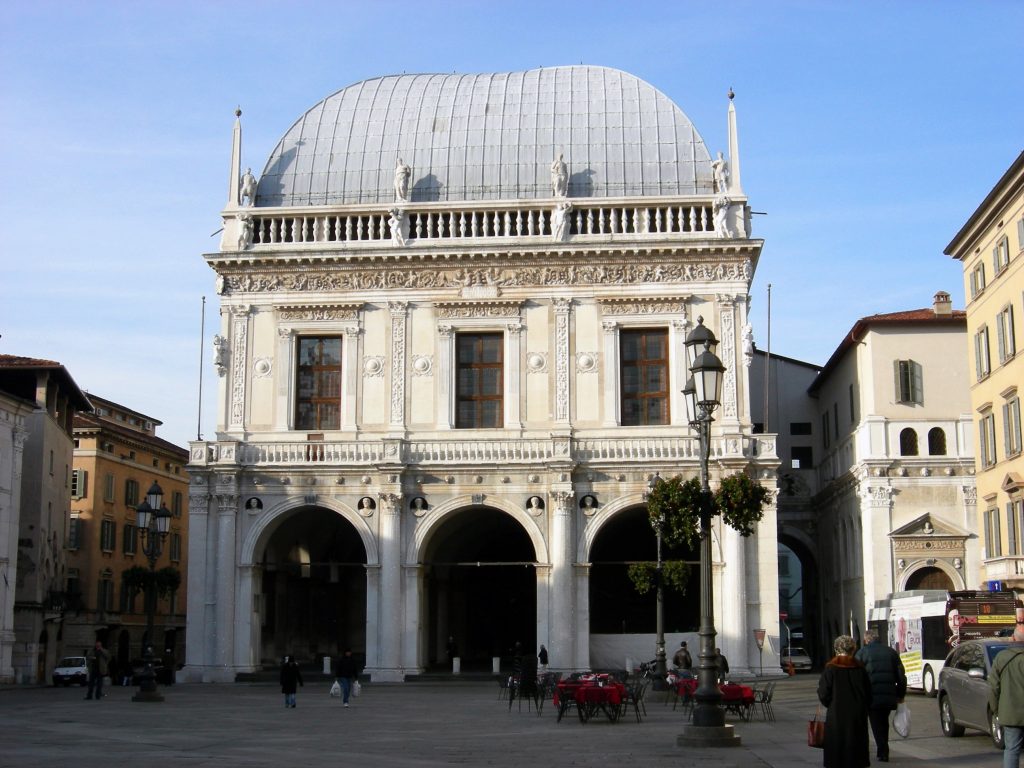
[
  {"x1": 654, "y1": 511, "x2": 667, "y2": 686},
  {"x1": 132, "y1": 481, "x2": 171, "y2": 703},
  {"x1": 677, "y1": 317, "x2": 740, "y2": 747}
]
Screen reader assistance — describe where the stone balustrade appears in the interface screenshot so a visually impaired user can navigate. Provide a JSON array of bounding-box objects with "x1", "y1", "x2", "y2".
[
  {"x1": 984, "y1": 556, "x2": 1024, "y2": 580},
  {"x1": 189, "y1": 433, "x2": 775, "y2": 469},
  {"x1": 240, "y1": 197, "x2": 722, "y2": 249}
]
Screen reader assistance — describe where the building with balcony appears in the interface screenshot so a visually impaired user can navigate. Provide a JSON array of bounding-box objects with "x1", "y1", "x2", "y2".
[
  {"x1": 64, "y1": 395, "x2": 189, "y2": 678},
  {"x1": 0, "y1": 355, "x2": 90, "y2": 684},
  {"x1": 806, "y1": 293, "x2": 978, "y2": 642},
  {"x1": 945, "y1": 151, "x2": 1024, "y2": 595},
  {"x1": 185, "y1": 66, "x2": 781, "y2": 682}
]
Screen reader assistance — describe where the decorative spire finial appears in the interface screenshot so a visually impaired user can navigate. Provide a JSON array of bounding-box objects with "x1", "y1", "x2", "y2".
[
  {"x1": 728, "y1": 88, "x2": 735, "y2": 101},
  {"x1": 235, "y1": 106, "x2": 242, "y2": 118}
]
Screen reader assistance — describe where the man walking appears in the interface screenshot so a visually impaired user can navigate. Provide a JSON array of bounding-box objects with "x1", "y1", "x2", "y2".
[
  {"x1": 990, "y1": 624, "x2": 1024, "y2": 768},
  {"x1": 85, "y1": 640, "x2": 109, "y2": 701},
  {"x1": 336, "y1": 648, "x2": 359, "y2": 708},
  {"x1": 855, "y1": 629, "x2": 907, "y2": 762},
  {"x1": 672, "y1": 641, "x2": 692, "y2": 672}
]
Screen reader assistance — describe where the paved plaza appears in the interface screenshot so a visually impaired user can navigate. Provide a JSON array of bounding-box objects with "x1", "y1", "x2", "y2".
[{"x1": 0, "y1": 674, "x2": 1006, "y2": 767}]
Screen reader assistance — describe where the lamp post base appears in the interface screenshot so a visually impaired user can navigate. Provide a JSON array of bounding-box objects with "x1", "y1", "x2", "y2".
[{"x1": 676, "y1": 723, "x2": 742, "y2": 748}]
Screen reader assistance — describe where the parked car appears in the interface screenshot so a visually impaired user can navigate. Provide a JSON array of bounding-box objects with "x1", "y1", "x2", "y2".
[
  {"x1": 52, "y1": 656, "x2": 88, "y2": 686},
  {"x1": 937, "y1": 638, "x2": 1024, "y2": 749},
  {"x1": 783, "y1": 646, "x2": 812, "y2": 671}
]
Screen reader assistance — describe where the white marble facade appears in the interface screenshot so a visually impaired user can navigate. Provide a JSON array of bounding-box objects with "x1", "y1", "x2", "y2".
[{"x1": 184, "y1": 67, "x2": 781, "y2": 682}]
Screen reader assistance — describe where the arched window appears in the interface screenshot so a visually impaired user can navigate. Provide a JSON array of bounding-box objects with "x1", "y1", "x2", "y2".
[
  {"x1": 900, "y1": 428, "x2": 919, "y2": 456},
  {"x1": 928, "y1": 427, "x2": 947, "y2": 456}
]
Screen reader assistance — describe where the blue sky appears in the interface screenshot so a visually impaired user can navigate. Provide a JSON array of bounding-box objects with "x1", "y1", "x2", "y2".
[{"x1": 2, "y1": 1, "x2": 1022, "y2": 448}]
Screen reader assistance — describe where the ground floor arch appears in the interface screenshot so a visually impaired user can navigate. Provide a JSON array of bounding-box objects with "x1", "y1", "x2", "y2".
[
  {"x1": 256, "y1": 505, "x2": 368, "y2": 666},
  {"x1": 419, "y1": 505, "x2": 538, "y2": 670},
  {"x1": 903, "y1": 564, "x2": 955, "y2": 591},
  {"x1": 778, "y1": 530, "x2": 822, "y2": 667}
]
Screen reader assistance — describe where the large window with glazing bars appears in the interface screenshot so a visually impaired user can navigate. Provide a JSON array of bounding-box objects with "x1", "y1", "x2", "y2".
[
  {"x1": 455, "y1": 333, "x2": 503, "y2": 428},
  {"x1": 296, "y1": 337, "x2": 342, "y2": 430},
  {"x1": 620, "y1": 328, "x2": 669, "y2": 426}
]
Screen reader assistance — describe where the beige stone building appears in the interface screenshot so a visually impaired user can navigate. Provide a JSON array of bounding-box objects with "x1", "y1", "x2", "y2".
[
  {"x1": 805, "y1": 294, "x2": 978, "y2": 644},
  {"x1": 64, "y1": 395, "x2": 189, "y2": 676},
  {"x1": 0, "y1": 355, "x2": 90, "y2": 684},
  {"x1": 185, "y1": 67, "x2": 783, "y2": 682},
  {"x1": 945, "y1": 151, "x2": 1024, "y2": 594}
]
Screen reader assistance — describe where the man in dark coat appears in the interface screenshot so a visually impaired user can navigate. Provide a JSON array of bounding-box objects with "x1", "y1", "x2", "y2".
[
  {"x1": 336, "y1": 648, "x2": 360, "y2": 707},
  {"x1": 818, "y1": 634, "x2": 873, "y2": 768},
  {"x1": 855, "y1": 629, "x2": 907, "y2": 762},
  {"x1": 280, "y1": 655, "x2": 303, "y2": 708}
]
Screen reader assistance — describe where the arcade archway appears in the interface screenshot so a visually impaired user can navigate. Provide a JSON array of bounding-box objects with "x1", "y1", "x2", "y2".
[
  {"x1": 589, "y1": 506, "x2": 699, "y2": 635},
  {"x1": 258, "y1": 506, "x2": 367, "y2": 666},
  {"x1": 421, "y1": 506, "x2": 537, "y2": 670}
]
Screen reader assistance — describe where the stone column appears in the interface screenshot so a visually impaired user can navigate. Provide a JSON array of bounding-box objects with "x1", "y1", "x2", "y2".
[
  {"x1": 601, "y1": 321, "x2": 619, "y2": 427},
  {"x1": 553, "y1": 299, "x2": 572, "y2": 425},
  {"x1": 717, "y1": 296, "x2": 739, "y2": 428},
  {"x1": 721, "y1": 521, "x2": 748, "y2": 674},
  {"x1": 437, "y1": 324, "x2": 454, "y2": 428},
  {"x1": 670, "y1": 313, "x2": 690, "y2": 426},
  {"x1": 227, "y1": 305, "x2": 251, "y2": 434},
  {"x1": 402, "y1": 563, "x2": 423, "y2": 675},
  {"x1": 342, "y1": 325, "x2": 361, "y2": 433},
  {"x1": 574, "y1": 563, "x2": 591, "y2": 672},
  {"x1": 376, "y1": 493, "x2": 402, "y2": 681},
  {"x1": 183, "y1": 483, "x2": 213, "y2": 677},
  {"x1": 389, "y1": 302, "x2": 408, "y2": 431},
  {"x1": 961, "y1": 484, "x2": 980, "y2": 589},
  {"x1": 549, "y1": 491, "x2": 575, "y2": 670},
  {"x1": 276, "y1": 327, "x2": 294, "y2": 430},
  {"x1": 215, "y1": 491, "x2": 238, "y2": 677},
  {"x1": 363, "y1": 565, "x2": 381, "y2": 673}
]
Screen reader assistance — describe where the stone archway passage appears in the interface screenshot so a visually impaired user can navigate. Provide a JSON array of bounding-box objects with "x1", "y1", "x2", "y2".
[
  {"x1": 589, "y1": 507, "x2": 699, "y2": 634},
  {"x1": 259, "y1": 506, "x2": 367, "y2": 667},
  {"x1": 421, "y1": 507, "x2": 537, "y2": 671}
]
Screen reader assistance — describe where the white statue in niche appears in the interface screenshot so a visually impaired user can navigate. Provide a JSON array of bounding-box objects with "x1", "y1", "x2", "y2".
[
  {"x1": 713, "y1": 196, "x2": 733, "y2": 238},
  {"x1": 388, "y1": 208, "x2": 408, "y2": 246},
  {"x1": 712, "y1": 152, "x2": 730, "y2": 193},
  {"x1": 212, "y1": 335, "x2": 228, "y2": 377},
  {"x1": 238, "y1": 214, "x2": 253, "y2": 249},
  {"x1": 394, "y1": 158, "x2": 411, "y2": 202},
  {"x1": 742, "y1": 324, "x2": 754, "y2": 366},
  {"x1": 240, "y1": 168, "x2": 257, "y2": 206},
  {"x1": 551, "y1": 154, "x2": 568, "y2": 197},
  {"x1": 552, "y1": 201, "x2": 573, "y2": 242}
]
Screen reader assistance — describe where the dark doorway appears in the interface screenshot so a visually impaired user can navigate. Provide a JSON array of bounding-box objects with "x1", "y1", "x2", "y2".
[
  {"x1": 589, "y1": 506, "x2": 699, "y2": 634},
  {"x1": 259, "y1": 507, "x2": 367, "y2": 667},
  {"x1": 779, "y1": 533, "x2": 822, "y2": 668},
  {"x1": 422, "y1": 507, "x2": 536, "y2": 671},
  {"x1": 905, "y1": 566, "x2": 953, "y2": 591}
]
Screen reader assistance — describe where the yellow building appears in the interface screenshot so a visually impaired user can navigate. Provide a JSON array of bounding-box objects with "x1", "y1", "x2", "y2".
[
  {"x1": 945, "y1": 151, "x2": 1024, "y2": 594},
  {"x1": 65, "y1": 395, "x2": 189, "y2": 680}
]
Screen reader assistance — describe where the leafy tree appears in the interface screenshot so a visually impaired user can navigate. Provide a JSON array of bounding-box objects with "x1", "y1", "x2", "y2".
[
  {"x1": 628, "y1": 472, "x2": 769, "y2": 595},
  {"x1": 122, "y1": 565, "x2": 181, "y2": 602}
]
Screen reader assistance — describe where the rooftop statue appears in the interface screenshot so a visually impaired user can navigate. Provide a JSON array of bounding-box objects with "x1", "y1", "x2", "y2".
[
  {"x1": 712, "y1": 152, "x2": 730, "y2": 194},
  {"x1": 552, "y1": 201, "x2": 573, "y2": 242},
  {"x1": 240, "y1": 168, "x2": 257, "y2": 206},
  {"x1": 389, "y1": 208, "x2": 409, "y2": 247},
  {"x1": 551, "y1": 154, "x2": 568, "y2": 197},
  {"x1": 713, "y1": 196, "x2": 734, "y2": 239},
  {"x1": 394, "y1": 158, "x2": 411, "y2": 202}
]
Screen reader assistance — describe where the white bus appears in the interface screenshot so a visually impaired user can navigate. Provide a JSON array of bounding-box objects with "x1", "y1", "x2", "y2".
[{"x1": 868, "y1": 589, "x2": 1022, "y2": 697}]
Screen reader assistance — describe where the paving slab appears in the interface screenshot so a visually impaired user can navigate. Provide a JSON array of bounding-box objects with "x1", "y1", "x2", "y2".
[{"x1": 0, "y1": 675, "x2": 1005, "y2": 767}]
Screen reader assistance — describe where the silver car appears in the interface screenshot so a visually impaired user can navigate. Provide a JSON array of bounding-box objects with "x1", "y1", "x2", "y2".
[{"x1": 937, "y1": 638, "x2": 1024, "y2": 749}]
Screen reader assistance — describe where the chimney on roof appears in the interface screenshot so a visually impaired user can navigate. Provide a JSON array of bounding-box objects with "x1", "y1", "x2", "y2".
[{"x1": 933, "y1": 291, "x2": 953, "y2": 316}]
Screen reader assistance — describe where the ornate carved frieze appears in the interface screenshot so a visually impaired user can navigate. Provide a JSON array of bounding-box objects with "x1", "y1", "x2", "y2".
[
  {"x1": 892, "y1": 538, "x2": 962, "y2": 553},
  {"x1": 719, "y1": 301, "x2": 737, "y2": 419},
  {"x1": 276, "y1": 304, "x2": 362, "y2": 322},
  {"x1": 222, "y1": 261, "x2": 750, "y2": 294},
  {"x1": 435, "y1": 301, "x2": 522, "y2": 319},
  {"x1": 597, "y1": 297, "x2": 687, "y2": 316},
  {"x1": 554, "y1": 298, "x2": 571, "y2": 423},
  {"x1": 389, "y1": 302, "x2": 408, "y2": 426}
]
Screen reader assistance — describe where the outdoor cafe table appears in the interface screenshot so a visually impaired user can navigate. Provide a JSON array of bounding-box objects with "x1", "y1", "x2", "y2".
[
  {"x1": 553, "y1": 675, "x2": 626, "y2": 723},
  {"x1": 673, "y1": 678, "x2": 755, "y2": 719}
]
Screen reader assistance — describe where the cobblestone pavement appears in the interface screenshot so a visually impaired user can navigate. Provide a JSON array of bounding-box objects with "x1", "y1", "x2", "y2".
[{"x1": 0, "y1": 674, "x2": 1005, "y2": 767}]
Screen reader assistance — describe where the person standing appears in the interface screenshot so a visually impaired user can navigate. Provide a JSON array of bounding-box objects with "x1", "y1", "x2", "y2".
[
  {"x1": 855, "y1": 629, "x2": 907, "y2": 762},
  {"x1": 673, "y1": 641, "x2": 692, "y2": 672},
  {"x1": 713, "y1": 647, "x2": 729, "y2": 683},
  {"x1": 85, "y1": 640, "x2": 109, "y2": 700},
  {"x1": 817, "y1": 635, "x2": 872, "y2": 768},
  {"x1": 990, "y1": 624, "x2": 1024, "y2": 768},
  {"x1": 537, "y1": 644, "x2": 549, "y2": 673},
  {"x1": 280, "y1": 655, "x2": 303, "y2": 708},
  {"x1": 336, "y1": 648, "x2": 359, "y2": 708}
]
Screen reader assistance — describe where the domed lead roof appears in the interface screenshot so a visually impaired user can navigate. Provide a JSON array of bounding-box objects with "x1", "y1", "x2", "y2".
[{"x1": 255, "y1": 66, "x2": 714, "y2": 207}]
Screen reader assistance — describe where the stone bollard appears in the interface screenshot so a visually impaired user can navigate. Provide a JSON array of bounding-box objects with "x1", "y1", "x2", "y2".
[
  {"x1": 323, "y1": 656, "x2": 332, "y2": 675},
  {"x1": 452, "y1": 656, "x2": 461, "y2": 675},
  {"x1": 492, "y1": 656, "x2": 501, "y2": 675}
]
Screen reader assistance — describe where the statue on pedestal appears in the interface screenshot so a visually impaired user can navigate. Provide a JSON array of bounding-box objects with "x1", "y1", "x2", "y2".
[
  {"x1": 550, "y1": 154, "x2": 568, "y2": 197},
  {"x1": 712, "y1": 152, "x2": 730, "y2": 194},
  {"x1": 394, "y1": 158, "x2": 411, "y2": 202},
  {"x1": 713, "y1": 196, "x2": 734, "y2": 239},
  {"x1": 552, "y1": 201, "x2": 573, "y2": 241},
  {"x1": 240, "y1": 168, "x2": 257, "y2": 206}
]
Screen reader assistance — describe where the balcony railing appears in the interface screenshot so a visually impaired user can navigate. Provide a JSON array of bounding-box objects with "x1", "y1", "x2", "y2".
[
  {"x1": 984, "y1": 556, "x2": 1024, "y2": 580},
  {"x1": 238, "y1": 197, "x2": 724, "y2": 251},
  {"x1": 189, "y1": 433, "x2": 776, "y2": 469}
]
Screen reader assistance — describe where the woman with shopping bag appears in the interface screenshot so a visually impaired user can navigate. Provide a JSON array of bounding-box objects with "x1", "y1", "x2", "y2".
[{"x1": 817, "y1": 635, "x2": 872, "y2": 767}]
